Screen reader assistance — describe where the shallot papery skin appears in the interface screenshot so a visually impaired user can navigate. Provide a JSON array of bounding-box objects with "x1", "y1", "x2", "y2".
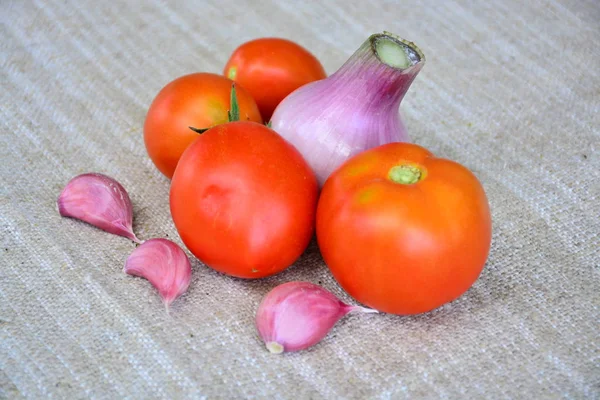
[
  {"x1": 57, "y1": 173, "x2": 141, "y2": 243},
  {"x1": 124, "y1": 238, "x2": 192, "y2": 311},
  {"x1": 256, "y1": 281, "x2": 377, "y2": 354},
  {"x1": 270, "y1": 32, "x2": 425, "y2": 186}
]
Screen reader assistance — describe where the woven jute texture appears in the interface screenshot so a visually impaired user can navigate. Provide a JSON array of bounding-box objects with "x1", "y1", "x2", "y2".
[{"x1": 1, "y1": 0, "x2": 599, "y2": 398}]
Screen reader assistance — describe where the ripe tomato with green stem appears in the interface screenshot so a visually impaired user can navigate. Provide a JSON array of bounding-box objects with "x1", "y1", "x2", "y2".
[
  {"x1": 144, "y1": 73, "x2": 262, "y2": 179},
  {"x1": 170, "y1": 121, "x2": 318, "y2": 279},
  {"x1": 316, "y1": 142, "x2": 492, "y2": 315},
  {"x1": 224, "y1": 38, "x2": 327, "y2": 121}
]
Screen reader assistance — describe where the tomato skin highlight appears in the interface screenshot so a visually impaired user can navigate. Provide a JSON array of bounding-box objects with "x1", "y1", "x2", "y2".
[
  {"x1": 224, "y1": 38, "x2": 326, "y2": 121},
  {"x1": 144, "y1": 73, "x2": 262, "y2": 179},
  {"x1": 316, "y1": 143, "x2": 492, "y2": 315},
  {"x1": 170, "y1": 121, "x2": 318, "y2": 279}
]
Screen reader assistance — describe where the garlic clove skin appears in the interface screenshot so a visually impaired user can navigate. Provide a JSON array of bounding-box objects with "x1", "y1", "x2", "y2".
[
  {"x1": 124, "y1": 238, "x2": 192, "y2": 311},
  {"x1": 57, "y1": 173, "x2": 141, "y2": 243},
  {"x1": 256, "y1": 281, "x2": 377, "y2": 354}
]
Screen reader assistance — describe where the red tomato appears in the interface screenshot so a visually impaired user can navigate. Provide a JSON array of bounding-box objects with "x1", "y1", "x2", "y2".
[
  {"x1": 144, "y1": 73, "x2": 262, "y2": 179},
  {"x1": 316, "y1": 143, "x2": 492, "y2": 315},
  {"x1": 223, "y1": 38, "x2": 326, "y2": 121},
  {"x1": 170, "y1": 121, "x2": 318, "y2": 279}
]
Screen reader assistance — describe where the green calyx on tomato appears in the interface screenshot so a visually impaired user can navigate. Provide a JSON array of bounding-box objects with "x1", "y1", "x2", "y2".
[
  {"x1": 227, "y1": 66, "x2": 237, "y2": 80},
  {"x1": 189, "y1": 84, "x2": 241, "y2": 134},
  {"x1": 227, "y1": 84, "x2": 240, "y2": 122},
  {"x1": 388, "y1": 164, "x2": 423, "y2": 185}
]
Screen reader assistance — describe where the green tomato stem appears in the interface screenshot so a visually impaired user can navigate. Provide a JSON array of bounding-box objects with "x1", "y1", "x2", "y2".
[
  {"x1": 228, "y1": 83, "x2": 240, "y2": 122},
  {"x1": 388, "y1": 165, "x2": 422, "y2": 185},
  {"x1": 189, "y1": 83, "x2": 241, "y2": 134}
]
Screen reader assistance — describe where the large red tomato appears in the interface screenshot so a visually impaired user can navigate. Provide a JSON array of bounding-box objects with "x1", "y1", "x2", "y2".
[
  {"x1": 144, "y1": 73, "x2": 262, "y2": 179},
  {"x1": 223, "y1": 38, "x2": 326, "y2": 121},
  {"x1": 316, "y1": 143, "x2": 492, "y2": 315},
  {"x1": 170, "y1": 121, "x2": 318, "y2": 279}
]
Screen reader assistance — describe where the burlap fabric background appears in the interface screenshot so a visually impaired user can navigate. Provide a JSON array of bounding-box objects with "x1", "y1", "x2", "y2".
[{"x1": 1, "y1": 0, "x2": 598, "y2": 398}]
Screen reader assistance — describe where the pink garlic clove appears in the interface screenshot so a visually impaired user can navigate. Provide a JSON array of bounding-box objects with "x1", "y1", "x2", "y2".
[
  {"x1": 124, "y1": 238, "x2": 192, "y2": 312},
  {"x1": 256, "y1": 281, "x2": 377, "y2": 354},
  {"x1": 57, "y1": 173, "x2": 141, "y2": 243}
]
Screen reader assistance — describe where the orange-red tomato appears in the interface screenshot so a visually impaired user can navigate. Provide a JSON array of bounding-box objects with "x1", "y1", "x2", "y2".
[
  {"x1": 316, "y1": 143, "x2": 492, "y2": 315},
  {"x1": 223, "y1": 38, "x2": 326, "y2": 121},
  {"x1": 144, "y1": 73, "x2": 262, "y2": 179},
  {"x1": 170, "y1": 121, "x2": 318, "y2": 279}
]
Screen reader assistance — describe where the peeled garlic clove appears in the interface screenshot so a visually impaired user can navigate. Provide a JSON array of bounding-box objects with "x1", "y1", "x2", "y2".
[
  {"x1": 256, "y1": 281, "x2": 377, "y2": 354},
  {"x1": 124, "y1": 238, "x2": 192, "y2": 311},
  {"x1": 57, "y1": 173, "x2": 141, "y2": 243}
]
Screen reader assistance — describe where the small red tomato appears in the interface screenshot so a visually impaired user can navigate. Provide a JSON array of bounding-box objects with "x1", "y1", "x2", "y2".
[
  {"x1": 170, "y1": 121, "x2": 318, "y2": 279},
  {"x1": 144, "y1": 73, "x2": 262, "y2": 179},
  {"x1": 223, "y1": 38, "x2": 327, "y2": 121},
  {"x1": 316, "y1": 143, "x2": 492, "y2": 315}
]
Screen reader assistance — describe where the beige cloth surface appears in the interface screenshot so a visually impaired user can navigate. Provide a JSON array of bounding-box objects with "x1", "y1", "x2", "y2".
[{"x1": 1, "y1": 0, "x2": 599, "y2": 398}]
